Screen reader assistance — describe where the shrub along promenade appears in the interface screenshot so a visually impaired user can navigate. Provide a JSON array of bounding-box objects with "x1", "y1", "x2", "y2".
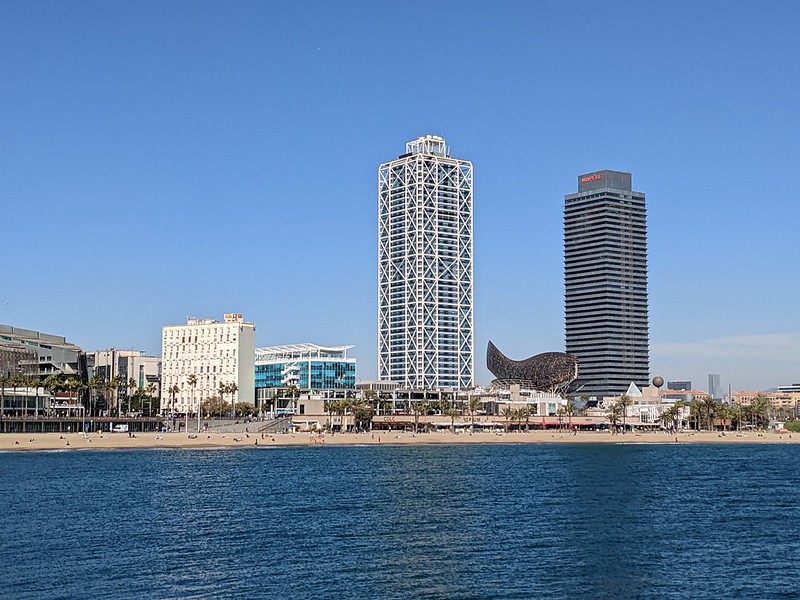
[{"x1": 1, "y1": 428, "x2": 798, "y2": 452}]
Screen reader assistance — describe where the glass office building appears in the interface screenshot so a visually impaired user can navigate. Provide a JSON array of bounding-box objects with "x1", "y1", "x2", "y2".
[
  {"x1": 564, "y1": 170, "x2": 650, "y2": 398},
  {"x1": 378, "y1": 135, "x2": 474, "y2": 390},
  {"x1": 254, "y1": 344, "x2": 356, "y2": 392}
]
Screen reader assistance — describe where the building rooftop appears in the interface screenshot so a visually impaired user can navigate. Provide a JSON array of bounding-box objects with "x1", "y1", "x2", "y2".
[
  {"x1": 255, "y1": 343, "x2": 354, "y2": 362},
  {"x1": 405, "y1": 135, "x2": 448, "y2": 157}
]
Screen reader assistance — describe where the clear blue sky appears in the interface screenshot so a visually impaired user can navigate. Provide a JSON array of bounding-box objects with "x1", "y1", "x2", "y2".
[{"x1": 2, "y1": 1, "x2": 798, "y2": 392}]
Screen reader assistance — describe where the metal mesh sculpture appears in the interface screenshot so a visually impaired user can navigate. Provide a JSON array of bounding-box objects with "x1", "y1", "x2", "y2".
[{"x1": 486, "y1": 341, "x2": 578, "y2": 395}]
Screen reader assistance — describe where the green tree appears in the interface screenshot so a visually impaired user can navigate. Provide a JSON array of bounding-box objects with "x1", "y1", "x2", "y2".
[
  {"x1": 353, "y1": 400, "x2": 374, "y2": 431},
  {"x1": 0, "y1": 372, "x2": 7, "y2": 418},
  {"x1": 412, "y1": 401, "x2": 429, "y2": 433},
  {"x1": 235, "y1": 402, "x2": 255, "y2": 418},
  {"x1": 467, "y1": 395, "x2": 481, "y2": 432},
  {"x1": 125, "y1": 378, "x2": 138, "y2": 416},
  {"x1": 617, "y1": 395, "x2": 633, "y2": 434},
  {"x1": 501, "y1": 406, "x2": 513, "y2": 433},
  {"x1": 168, "y1": 383, "x2": 181, "y2": 414},
  {"x1": 88, "y1": 374, "x2": 104, "y2": 417},
  {"x1": 751, "y1": 394, "x2": 770, "y2": 430},
  {"x1": 187, "y1": 374, "x2": 198, "y2": 420},
  {"x1": 25, "y1": 375, "x2": 41, "y2": 415},
  {"x1": 607, "y1": 402, "x2": 622, "y2": 434},
  {"x1": 145, "y1": 382, "x2": 158, "y2": 416},
  {"x1": 229, "y1": 382, "x2": 239, "y2": 418},
  {"x1": 446, "y1": 407, "x2": 460, "y2": 432},
  {"x1": 201, "y1": 395, "x2": 228, "y2": 417},
  {"x1": 565, "y1": 397, "x2": 577, "y2": 431},
  {"x1": 702, "y1": 396, "x2": 718, "y2": 431}
]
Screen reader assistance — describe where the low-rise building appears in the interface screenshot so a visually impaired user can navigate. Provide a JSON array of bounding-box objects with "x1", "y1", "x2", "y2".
[{"x1": 254, "y1": 343, "x2": 356, "y2": 413}]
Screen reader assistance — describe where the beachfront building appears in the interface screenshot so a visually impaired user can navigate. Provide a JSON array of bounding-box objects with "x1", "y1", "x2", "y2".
[
  {"x1": 378, "y1": 135, "x2": 474, "y2": 390},
  {"x1": 0, "y1": 324, "x2": 87, "y2": 383},
  {"x1": 161, "y1": 314, "x2": 256, "y2": 415},
  {"x1": 1, "y1": 324, "x2": 87, "y2": 416},
  {"x1": 254, "y1": 343, "x2": 356, "y2": 412},
  {"x1": 564, "y1": 170, "x2": 650, "y2": 398},
  {"x1": 733, "y1": 390, "x2": 799, "y2": 419}
]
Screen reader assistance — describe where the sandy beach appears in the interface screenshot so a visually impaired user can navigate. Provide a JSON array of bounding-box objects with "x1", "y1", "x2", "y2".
[{"x1": 1, "y1": 429, "x2": 798, "y2": 452}]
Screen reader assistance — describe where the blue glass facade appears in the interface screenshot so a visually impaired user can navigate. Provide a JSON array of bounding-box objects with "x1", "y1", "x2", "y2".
[{"x1": 255, "y1": 360, "x2": 356, "y2": 391}]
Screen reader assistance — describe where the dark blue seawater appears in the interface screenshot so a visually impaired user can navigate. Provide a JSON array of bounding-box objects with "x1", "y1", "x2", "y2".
[{"x1": 1, "y1": 444, "x2": 799, "y2": 599}]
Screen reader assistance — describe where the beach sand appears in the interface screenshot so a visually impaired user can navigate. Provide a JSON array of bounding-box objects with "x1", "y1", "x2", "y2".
[{"x1": 1, "y1": 429, "x2": 798, "y2": 452}]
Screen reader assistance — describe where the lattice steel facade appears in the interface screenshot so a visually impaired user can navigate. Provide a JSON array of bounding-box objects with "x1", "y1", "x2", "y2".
[
  {"x1": 378, "y1": 136, "x2": 474, "y2": 390},
  {"x1": 564, "y1": 170, "x2": 650, "y2": 397}
]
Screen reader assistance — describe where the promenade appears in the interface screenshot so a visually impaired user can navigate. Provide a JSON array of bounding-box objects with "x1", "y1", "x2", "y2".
[{"x1": 1, "y1": 429, "x2": 798, "y2": 452}]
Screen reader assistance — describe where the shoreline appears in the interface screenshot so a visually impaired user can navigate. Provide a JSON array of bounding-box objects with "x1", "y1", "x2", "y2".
[{"x1": 0, "y1": 429, "x2": 798, "y2": 452}]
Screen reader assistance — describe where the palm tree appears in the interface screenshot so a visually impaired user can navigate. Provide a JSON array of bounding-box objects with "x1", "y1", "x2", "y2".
[
  {"x1": 8, "y1": 374, "x2": 23, "y2": 415},
  {"x1": 0, "y1": 372, "x2": 7, "y2": 419},
  {"x1": 64, "y1": 377, "x2": 80, "y2": 406},
  {"x1": 672, "y1": 401, "x2": 685, "y2": 432},
  {"x1": 88, "y1": 374, "x2": 104, "y2": 417},
  {"x1": 467, "y1": 395, "x2": 481, "y2": 432},
  {"x1": 169, "y1": 383, "x2": 181, "y2": 415},
  {"x1": 501, "y1": 406, "x2": 513, "y2": 433},
  {"x1": 446, "y1": 407, "x2": 459, "y2": 432},
  {"x1": 25, "y1": 375, "x2": 40, "y2": 415},
  {"x1": 325, "y1": 398, "x2": 337, "y2": 431},
  {"x1": 228, "y1": 382, "x2": 239, "y2": 418},
  {"x1": 732, "y1": 402, "x2": 744, "y2": 432},
  {"x1": 565, "y1": 397, "x2": 577, "y2": 431},
  {"x1": 751, "y1": 394, "x2": 770, "y2": 431},
  {"x1": 126, "y1": 378, "x2": 138, "y2": 416},
  {"x1": 607, "y1": 402, "x2": 622, "y2": 434},
  {"x1": 618, "y1": 395, "x2": 633, "y2": 434},
  {"x1": 702, "y1": 396, "x2": 717, "y2": 431},
  {"x1": 659, "y1": 405, "x2": 674, "y2": 432},
  {"x1": 44, "y1": 374, "x2": 63, "y2": 412},
  {"x1": 145, "y1": 382, "x2": 158, "y2": 417},
  {"x1": 187, "y1": 374, "x2": 198, "y2": 430}
]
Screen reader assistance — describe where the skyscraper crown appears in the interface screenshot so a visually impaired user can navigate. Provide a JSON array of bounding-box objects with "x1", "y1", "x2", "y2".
[{"x1": 406, "y1": 135, "x2": 449, "y2": 157}]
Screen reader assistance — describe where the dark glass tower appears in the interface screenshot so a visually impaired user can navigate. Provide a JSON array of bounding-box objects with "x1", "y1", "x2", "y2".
[{"x1": 564, "y1": 170, "x2": 650, "y2": 398}]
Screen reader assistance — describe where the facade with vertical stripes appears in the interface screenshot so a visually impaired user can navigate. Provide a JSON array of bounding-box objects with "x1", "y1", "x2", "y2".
[{"x1": 564, "y1": 170, "x2": 650, "y2": 397}]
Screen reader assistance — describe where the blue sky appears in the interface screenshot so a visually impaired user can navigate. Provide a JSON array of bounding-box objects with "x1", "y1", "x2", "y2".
[{"x1": 2, "y1": 1, "x2": 798, "y2": 392}]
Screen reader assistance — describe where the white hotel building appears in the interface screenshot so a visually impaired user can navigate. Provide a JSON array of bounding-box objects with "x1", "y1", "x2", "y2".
[
  {"x1": 378, "y1": 135, "x2": 474, "y2": 390},
  {"x1": 161, "y1": 313, "x2": 256, "y2": 414}
]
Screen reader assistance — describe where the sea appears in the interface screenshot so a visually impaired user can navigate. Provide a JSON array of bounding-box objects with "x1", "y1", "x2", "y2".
[{"x1": 1, "y1": 443, "x2": 798, "y2": 600}]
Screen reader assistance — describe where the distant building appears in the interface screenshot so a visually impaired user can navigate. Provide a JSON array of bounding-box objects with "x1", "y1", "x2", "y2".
[
  {"x1": 378, "y1": 135, "x2": 474, "y2": 390},
  {"x1": 161, "y1": 314, "x2": 256, "y2": 415},
  {"x1": 254, "y1": 343, "x2": 356, "y2": 398},
  {"x1": 733, "y1": 390, "x2": 799, "y2": 418},
  {"x1": 0, "y1": 324, "x2": 86, "y2": 383},
  {"x1": 87, "y1": 350, "x2": 161, "y2": 414},
  {"x1": 776, "y1": 383, "x2": 800, "y2": 394},
  {"x1": 564, "y1": 170, "x2": 650, "y2": 398},
  {"x1": 1, "y1": 324, "x2": 87, "y2": 416},
  {"x1": 356, "y1": 381, "x2": 399, "y2": 395},
  {"x1": 667, "y1": 380, "x2": 692, "y2": 391},
  {"x1": 708, "y1": 374, "x2": 722, "y2": 400}
]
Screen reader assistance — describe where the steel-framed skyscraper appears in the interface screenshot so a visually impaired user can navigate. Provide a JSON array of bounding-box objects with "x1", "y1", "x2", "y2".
[
  {"x1": 564, "y1": 170, "x2": 650, "y2": 397},
  {"x1": 378, "y1": 135, "x2": 474, "y2": 390}
]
